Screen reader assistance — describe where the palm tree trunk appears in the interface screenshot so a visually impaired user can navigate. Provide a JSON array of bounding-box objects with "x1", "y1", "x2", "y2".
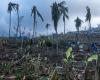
[
  {"x1": 32, "y1": 24, "x2": 35, "y2": 45},
  {"x1": 32, "y1": 16, "x2": 35, "y2": 45},
  {"x1": 34, "y1": 20, "x2": 37, "y2": 37},
  {"x1": 56, "y1": 31, "x2": 58, "y2": 54},
  {"x1": 89, "y1": 21, "x2": 92, "y2": 43},
  {"x1": 16, "y1": 10, "x2": 19, "y2": 41},
  {"x1": 46, "y1": 28, "x2": 49, "y2": 52},
  {"x1": 21, "y1": 34, "x2": 23, "y2": 49},
  {"x1": 64, "y1": 21, "x2": 66, "y2": 35},
  {"x1": 20, "y1": 31, "x2": 21, "y2": 38},
  {"x1": 47, "y1": 28, "x2": 49, "y2": 38},
  {"x1": 9, "y1": 12, "x2": 11, "y2": 39},
  {"x1": 52, "y1": 32, "x2": 54, "y2": 49},
  {"x1": 76, "y1": 27, "x2": 79, "y2": 42},
  {"x1": 78, "y1": 29, "x2": 79, "y2": 42},
  {"x1": 19, "y1": 24, "x2": 22, "y2": 38},
  {"x1": 89, "y1": 21, "x2": 91, "y2": 29}
]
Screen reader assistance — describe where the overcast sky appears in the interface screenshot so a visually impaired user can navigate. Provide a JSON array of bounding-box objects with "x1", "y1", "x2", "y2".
[{"x1": 0, "y1": 0, "x2": 100, "y2": 36}]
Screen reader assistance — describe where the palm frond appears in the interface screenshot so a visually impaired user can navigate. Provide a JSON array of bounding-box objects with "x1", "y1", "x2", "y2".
[
  {"x1": 31, "y1": 6, "x2": 36, "y2": 16},
  {"x1": 8, "y1": 2, "x2": 12, "y2": 13},
  {"x1": 16, "y1": 4, "x2": 19, "y2": 11},
  {"x1": 11, "y1": 3, "x2": 17, "y2": 10},
  {"x1": 58, "y1": 1, "x2": 66, "y2": 6},
  {"x1": 85, "y1": 6, "x2": 91, "y2": 22},
  {"x1": 51, "y1": 2, "x2": 61, "y2": 33},
  {"x1": 58, "y1": 2, "x2": 69, "y2": 20},
  {"x1": 37, "y1": 10, "x2": 44, "y2": 22},
  {"x1": 65, "y1": 7, "x2": 68, "y2": 13}
]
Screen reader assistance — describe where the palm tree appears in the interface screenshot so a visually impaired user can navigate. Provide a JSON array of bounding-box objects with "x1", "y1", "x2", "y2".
[
  {"x1": 51, "y1": 1, "x2": 65, "y2": 53},
  {"x1": 74, "y1": 17, "x2": 83, "y2": 41},
  {"x1": 7, "y1": 2, "x2": 17, "y2": 39},
  {"x1": 51, "y1": 1, "x2": 66, "y2": 34},
  {"x1": 17, "y1": 4, "x2": 20, "y2": 38},
  {"x1": 58, "y1": 2, "x2": 69, "y2": 34},
  {"x1": 62, "y1": 7, "x2": 69, "y2": 35},
  {"x1": 14, "y1": 3, "x2": 20, "y2": 39},
  {"x1": 75, "y1": 17, "x2": 83, "y2": 32},
  {"x1": 8, "y1": 2, "x2": 12, "y2": 39},
  {"x1": 45, "y1": 23, "x2": 50, "y2": 37},
  {"x1": 51, "y1": 1, "x2": 68, "y2": 53},
  {"x1": 31, "y1": 6, "x2": 44, "y2": 43},
  {"x1": 85, "y1": 6, "x2": 91, "y2": 29}
]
